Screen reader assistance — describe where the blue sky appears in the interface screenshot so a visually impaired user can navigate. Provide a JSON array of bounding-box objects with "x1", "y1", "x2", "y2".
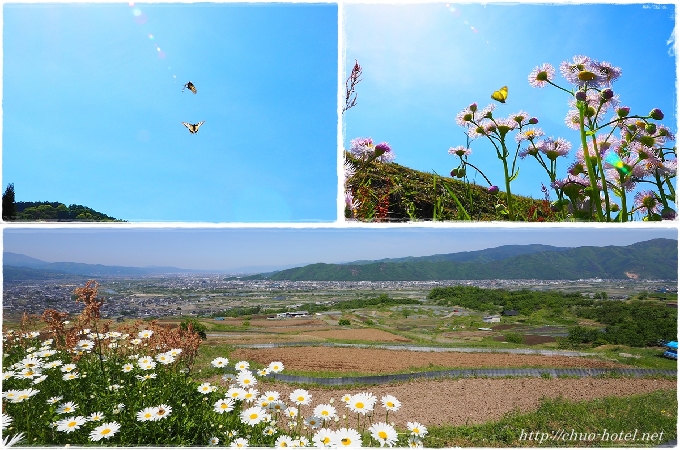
[
  {"x1": 343, "y1": 3, "x2": 676, "y2": 201},
  {"x1": 4, "y1": 226, "x2": 677, "y2": 273},
  {"x1": 3, "y1": 3, "x2": 338, "y2": 222}
]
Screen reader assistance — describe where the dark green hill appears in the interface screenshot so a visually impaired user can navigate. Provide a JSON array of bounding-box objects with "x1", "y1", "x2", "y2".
[
  {"x1": 347, "y1": 244, "x2": 571, "y2": 265},
  {"x1": 3, "y1": 265, "x2": 87, "y2": 282},
  {"x1": 263, "y1": 239, "x2": 677, "y2": 281},
  {"x1": 11, "y1": 201, "x2": 123, "y2": 222}
]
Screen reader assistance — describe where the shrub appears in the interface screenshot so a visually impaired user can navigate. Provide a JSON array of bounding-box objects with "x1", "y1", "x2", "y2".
[{"x1": 179, "y1": 318, "x2": 207, "y2": 340}]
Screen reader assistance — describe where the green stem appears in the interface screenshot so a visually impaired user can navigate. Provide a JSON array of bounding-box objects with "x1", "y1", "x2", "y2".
[
  {"x1": 589, "y1": 134, "x2": 611, "y2": 221},
  {"x1": 499, "y1": 141, "x2": 515, "y2": 220},
  {"x1": 578, "y1": 105, "x2": 604, "y2": 221},
  {"x1": 619, "y1": 173, "x2": 628, "y2": 223}
]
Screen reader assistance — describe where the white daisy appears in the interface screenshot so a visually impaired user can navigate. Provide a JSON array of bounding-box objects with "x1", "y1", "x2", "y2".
[
  {"x1": 369, "y1": 422, "x2": 398, "y2": 447},
  {"x1": 268, "y1": 361, "x2": 284, "y2": 373},
  {"x1": 237, "y1": 370, "x2": 257, "y2": 389},
  {"x1": 209, "y1": 437, "x2": 220, "y2": 446},
  {"x1": 313, "y1": 404, "x2": 337, "y2": 421},
  {"x1": 47, "y1": 396, "x2": 63, "y2": 405},
  {"x1": 56, "y1": 416, "x2": 87, "y2": 433},
  {"x1": 235, "y1": 360, "x2": 250, "y2": 370},
  {"x1": 62, "y1": 372, "x2": 80, "y2": 380},
  {"x1": 138, "y1": 329, "x2": 154, "y2": 339},
  {"x1": 240, "y1": 406, "x2": 267, "y2": 426},
  {"x1": 214, "y1": 398, "x2": 235, "y2": 414},
  {"x1": 9, "y1": 388, "x2": 40, "y2": 403},
  {"x1": 56, "y1": 402, "x2": 78, "y2": 414},
  {"x1": 275, "y1": 435, "x2": 295, "y2": 447},
  {"x1": 136, "y1": 407, "x2": 157, "y2": 422},
  {"x1": 154, "y1": 404, "x2": 172, "y2": 420},
  {"x1": 1, "y1": 413, "x2": 13, "y2": 430},
  {"x1": 87, "y1": 412, "x2": 105, "y2": 422},
  {"x1": 244, "y1": 388, "x2": 259, "y2": 403},
  {"x1": 122, "y1": 363, "x2": 134, "y2": 373},
  {"x1": 198, "y1": 382, "x2": 214, "y2": 394},
  {"x1": 227, "y1": 387, "x2": 247, "y2": 400},
  {"x1": 381, "y1": 395, "x2": 401, "y2": 412},
  {"x1": 61, "y1": 363, "x2": 77, "y2": 373},
  {"x1": 406, "y1": 421, "x2": 428, "y2": 437},
  {"x1": 312, "y1": 428, "x2": 334, "y2": 447},
  {"x1": 230, "y1": 437, "x2": 249, "y2": 448},
  {"x1": 346, "y1": 392, "x2": 376, "y2": 415},
  {"x1": 334, "y1": 427, "x2": 362, "y2": 447},
  {"x1": 211, "y1": 357, "x2": 229, "y2": 368},
  {"x1": 89, "y1": 422, "x2": 120, "y2": 441},
  {"x1": 156, "y1": 353, "x2": 175, "y2": 365}
]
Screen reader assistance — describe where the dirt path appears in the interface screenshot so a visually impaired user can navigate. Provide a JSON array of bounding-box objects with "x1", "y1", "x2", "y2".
[
  {"x1": 257, "y1": 378, "x2": 677, "y2": 428},
  {"x1": 229, "y1": 346, "x2": 628, "y2": 373}
]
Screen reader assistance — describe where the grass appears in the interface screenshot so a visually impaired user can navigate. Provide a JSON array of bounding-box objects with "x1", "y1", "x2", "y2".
[
  {"x1": 425, "y1": 389, "x2": 677, "y2": 447},
  {"x1": 345, "y1": 154, "x2": 552, "y2": 222}
]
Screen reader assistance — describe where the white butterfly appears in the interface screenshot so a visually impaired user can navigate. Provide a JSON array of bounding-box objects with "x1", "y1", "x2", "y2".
[{"x1": 182, "y1": 121, "x2": 205, "y2": 134}]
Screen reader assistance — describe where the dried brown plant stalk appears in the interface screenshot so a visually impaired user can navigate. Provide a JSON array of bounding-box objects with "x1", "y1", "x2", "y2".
[{"x1": 343, "y1": 60, "x2": 362, "y2": 113}]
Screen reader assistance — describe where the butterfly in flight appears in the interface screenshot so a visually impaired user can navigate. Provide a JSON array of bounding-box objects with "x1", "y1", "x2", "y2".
[
  {"x1": 182, "y1": 81, "x2": 197, "y2": 94},
  {"x1": 182, "y1": 121, "x2": 205, "y2": 134},
  {"x1": 491, "y1": 86, "x2": 508, "y2": 104}
]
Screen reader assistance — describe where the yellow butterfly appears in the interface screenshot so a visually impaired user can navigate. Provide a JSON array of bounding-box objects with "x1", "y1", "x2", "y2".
[{"x1": 491, "y1": 86, "x2": 508, "y2": 103}]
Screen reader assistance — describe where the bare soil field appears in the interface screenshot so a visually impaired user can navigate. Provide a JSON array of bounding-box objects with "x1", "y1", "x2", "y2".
[
  {"x1": 257, "y1": 378, "x2": 676, "y2": 427},
  {"x1": 297, "y1": 329, "x2": 412, "y2": 343},
  {"x1": 229, "y1": 346, "x2": 628, "y2": 373}
]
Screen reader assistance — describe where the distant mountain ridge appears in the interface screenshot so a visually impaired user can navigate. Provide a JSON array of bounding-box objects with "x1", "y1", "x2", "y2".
[
  {"x1": 4, "y1": 239, "x2": 677, "y2": 282},
  {"x1": 345, "y1": 244, "x2": 571, "y2": 265},
  {"x1": 255, "y1": 239, "x2": 678, "y2": 281},
  {"x1": 3, "y1": 252, "x2": 204, "y2": 278}
]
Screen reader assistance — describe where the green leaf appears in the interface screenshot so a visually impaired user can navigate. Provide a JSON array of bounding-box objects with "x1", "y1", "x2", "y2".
[
  {"x1": 508, "y1": 167, "x2": 521, "y2": 182},
  {"x1": 443, "y1": 183, "x2": 471, "y2": 220}
]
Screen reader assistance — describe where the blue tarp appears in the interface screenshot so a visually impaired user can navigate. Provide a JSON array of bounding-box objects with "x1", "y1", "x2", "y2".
[{"x1": 666, "y1": 341, "x2": 678, "y2": 349}]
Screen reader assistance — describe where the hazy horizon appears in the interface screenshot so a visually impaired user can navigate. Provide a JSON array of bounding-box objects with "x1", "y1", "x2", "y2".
[{"x1": 4, "y1": 227, "x2": 676, "y2": 273}]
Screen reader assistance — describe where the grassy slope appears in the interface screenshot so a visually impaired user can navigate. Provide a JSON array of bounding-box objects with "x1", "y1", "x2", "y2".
[{"x1": 345, "y1": 156, "x2": 552, "y2": 221}]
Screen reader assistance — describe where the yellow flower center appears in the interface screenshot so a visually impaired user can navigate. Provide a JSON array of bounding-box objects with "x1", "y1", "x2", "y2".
[
  {"x1": 102, "y1": 429, "x2": 111, "y2": 435},
  {"x1": 297, "y1": 396, "x2": 305, "y2": 402},
  {"x1": 68, "y1": 421, "x2": 77, "y2": 427},
  {"x1": 414, "y1": 428, "x2": 419, "y2": 434},
  {"x1": 322, "y1": 437, "x2": 329, "y2": 444},
  {"x1": 341, "y1": 438, "x2": 351, "y2": 446},
  {"x1": 379, "y1": 431, "x2": 388, "y2": 439},
  {"x1": 387, "y1": 402, "x2": 394, "y2": 407},
  {"x1": 355, "y1": 402, "x2": 364, "y2": 408},
  {"x1": 250, "y1": 413, "x2": 258, "y2": 420}
]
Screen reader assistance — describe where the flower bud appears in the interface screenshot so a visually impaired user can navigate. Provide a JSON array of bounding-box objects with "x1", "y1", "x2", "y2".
[
  {"x1": 450, "y1": 168, "x2": 458, "y2": 177},
  {"x1": 463, "y1": 113, "x2": 473, "y2": 122},
  {"x1": 469, "y1": 103, "x2": 478, "y2": 112},
  {"x1": 649, "y1": 108, "x2": 664, "y2": 120},
  {"x1": 585, "y1": 106, "x2": 596, "y2": 118},
  {"x1": 645, "y1": 123, "x2": 657, "y2": 134},
  {"x1": 659, "y1": 128, "x2": 669, "y2": 137},
  {"x1": 529, "y1": 117, "x2": 539, "y2": 125},
  {"x1": 456, "y1": 168, "x2": 466, "y2": 178},
  {"x1": 661, "y1": 208, "x2": 677, "y2": 220},
  {"x1": 638, "y1": 135, "x2": 655, "y2": 148},
  {"x1": 487, "y1": 185, "x2": 499, "y2": 195},
  {"x1": 374, "y1": 142, "x2": 391, "y2": 157},
  {"x1": 610, "y1": 203, "x2": 620, "y2": 212},
  {"x1": 569, "y1": 163, "x2": 584, "y2": 176},
  {"x1": 575, "y1": 91, "x2": 587, "y2": 102},
  {"x1": 600, "y1": 88, "x2": 614, "y2": 100},
  {"x1": 616, "y1": 107, "x2": 630, "y2": 117}
]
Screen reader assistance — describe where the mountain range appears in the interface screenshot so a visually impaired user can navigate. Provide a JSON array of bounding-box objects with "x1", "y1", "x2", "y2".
[
  {"x1": 4, "y1": 239, "x2": 677, "y2": 282},
  {"x1": 251, "y1": 239, "x2": 678, "y2": 281}
]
